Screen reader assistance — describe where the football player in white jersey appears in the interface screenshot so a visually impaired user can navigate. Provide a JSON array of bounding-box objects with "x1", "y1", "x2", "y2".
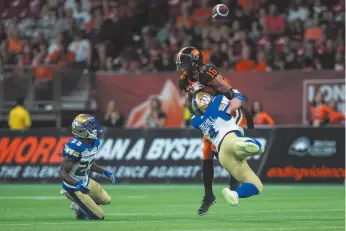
[
  {"x1": 190, "y1": 92, "x2": 264, "y2": 206},
  {"x1": 60, "y1": 114, "x2": 116, "y2": 220}
]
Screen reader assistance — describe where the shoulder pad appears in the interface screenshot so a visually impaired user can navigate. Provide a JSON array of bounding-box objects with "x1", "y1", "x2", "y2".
[
  {"x1": 63, "y1": 138, "x2": 86, "y2": 159},
  {"x1": 190, "y1": 115, "x2": 200, "y2": 129},
  {"x1": 198, "y1": 64, "x2": 219, "y2": 85},
  {"x1": 204, "y1": 63, "x2": 218, "y2": 69}
]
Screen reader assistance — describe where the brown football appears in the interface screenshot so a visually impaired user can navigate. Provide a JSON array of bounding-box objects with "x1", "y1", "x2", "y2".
[{"x1": 212, "y1": 4, "x2": 229, "y2": 18}]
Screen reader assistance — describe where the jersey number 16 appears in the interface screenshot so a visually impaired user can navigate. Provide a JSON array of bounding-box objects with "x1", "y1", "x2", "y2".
[{"x1": 206, "y1": 67, "x2": 218, "y2": 78}]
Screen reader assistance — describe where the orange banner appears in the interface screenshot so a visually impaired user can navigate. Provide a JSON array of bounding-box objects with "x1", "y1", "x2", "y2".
[{"x1": 0, "y1": 136, "x2": 72, "y2": 165}]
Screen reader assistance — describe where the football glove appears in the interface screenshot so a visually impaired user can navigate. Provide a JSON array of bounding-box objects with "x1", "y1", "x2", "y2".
[
  {"x1": 104, "y1": 169, "x2": 116, "y2": 184},
  {"x1": 224, "y1": 88, "x2": 235, "y2": 100},
  {"x1": 75, "y1": 180, "x2": 90, "y2": 194}
]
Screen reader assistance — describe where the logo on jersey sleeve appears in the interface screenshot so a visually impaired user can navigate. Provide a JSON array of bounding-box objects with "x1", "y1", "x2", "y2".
[{"x1": 64, "y1": 145, "x2": 81, "y2": 158}]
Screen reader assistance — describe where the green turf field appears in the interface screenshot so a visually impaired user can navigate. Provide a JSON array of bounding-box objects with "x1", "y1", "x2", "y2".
[{"x1": 0, "y1": 184, "x2": 344, "y2": 231}]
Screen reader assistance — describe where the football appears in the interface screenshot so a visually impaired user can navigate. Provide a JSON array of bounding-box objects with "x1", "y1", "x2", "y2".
[{"x1": 212, "y1": 4, "x2": 229, "y2": 19}]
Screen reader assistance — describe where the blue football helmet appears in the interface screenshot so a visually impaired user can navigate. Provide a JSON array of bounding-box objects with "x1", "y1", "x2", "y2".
[
  {"x1": 71, "y1": 114, "x2": 103, "y2": 139},
  {"x1": 192, "y1": 92, "x2": 214, "y2": 116}
]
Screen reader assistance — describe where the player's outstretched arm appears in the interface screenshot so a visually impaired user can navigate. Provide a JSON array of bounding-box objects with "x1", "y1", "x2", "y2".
[
  {"x1": 60, "y1": 156, "x2": 78, "y2": 185},
  {"x1": 91, "y1": 162, "x2": 116, "y2": 184},
  {"x1": 90, "y1": 161, "x2": 105, "y2": 174},
  {"x1": 210, "y1": 75, "x2": 230, "y2": 91}
]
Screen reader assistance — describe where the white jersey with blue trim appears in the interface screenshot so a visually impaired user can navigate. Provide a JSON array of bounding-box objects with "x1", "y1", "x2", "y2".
[
  {"x1": 191, "y1": 95, "x2": 244, "y2": 151},
  {"x1": 62, "y1": 137, "x2": 100, "y2": 190}
]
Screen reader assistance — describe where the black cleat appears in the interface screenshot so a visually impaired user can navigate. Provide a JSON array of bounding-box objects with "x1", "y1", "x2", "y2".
[
  {"x1": 76, "y1": 211, "x2": 89, "y2": 220},
  {"x1": 198, "y1": 195, "x2": 216, "y2": 216}
]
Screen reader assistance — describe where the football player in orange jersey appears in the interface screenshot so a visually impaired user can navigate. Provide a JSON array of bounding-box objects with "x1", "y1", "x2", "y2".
[{"x1": 176, "y1": 47, "x2": 254, "y2": 216}]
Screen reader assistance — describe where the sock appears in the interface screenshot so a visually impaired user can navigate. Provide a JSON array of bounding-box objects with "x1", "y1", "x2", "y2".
[
  {"x1": 229, "y1": 175, "x2": 240, "y2": 190},
  {"x1": 235, "y1": 182, "x2": 259, "y2": 198},
  {"x1": 202, "y1": 159, "x2": 214, "y2": 198}
]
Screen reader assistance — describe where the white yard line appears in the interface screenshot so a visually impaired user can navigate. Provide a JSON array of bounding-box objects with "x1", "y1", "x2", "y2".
[
  {"x1": 0, "y1": 208, "x2": 344, "y2": 219},
  {"x1": 0, "y1": 218, "x2": 344, "y2": 227},
  {"x1": 0, "y1": 212, "x2": 344, "y2": 219},
  {"x1": 0, "y1": 195, "x2": 146, "y2": 200},
  {"x1": 167, "y1": 227, "x2": 344, "y2": 231}
]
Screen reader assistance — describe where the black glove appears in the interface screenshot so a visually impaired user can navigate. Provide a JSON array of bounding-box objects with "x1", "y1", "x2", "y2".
[{"x1": 224, "y1": 88, "x2": 235, "y2": 99}]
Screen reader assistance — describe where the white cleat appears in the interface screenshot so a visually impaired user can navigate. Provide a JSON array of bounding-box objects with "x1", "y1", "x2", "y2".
[
  {"x1": 70, "y1": 202, "x2": 80, "y2": 214},
  {"x1": 236, "y1": 141, "x2": 260, "y2": 153},
  {"x1": 60, "y1": 189, "x2": 67, "y2": 196},
  {"x1": 235, "y1": 140, "x2": 264, "y2": 159},
  {"x1": 221, "y1": 188, "x2": 239, "y2": 206}
]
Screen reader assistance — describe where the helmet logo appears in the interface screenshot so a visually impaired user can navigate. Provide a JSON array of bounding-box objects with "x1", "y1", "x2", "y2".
[{"x1": 191, "y1": 49, "x2": 200, "y2": 60}]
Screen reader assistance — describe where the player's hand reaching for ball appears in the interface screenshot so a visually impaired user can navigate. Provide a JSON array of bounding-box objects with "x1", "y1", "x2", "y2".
[{"x1": 104, "y1": 169, "x2": 116, "y2": 184}]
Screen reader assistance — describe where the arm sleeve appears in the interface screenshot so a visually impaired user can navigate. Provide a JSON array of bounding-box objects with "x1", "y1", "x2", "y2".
[{"x1": 233, "y1": 89, "x2": 245, "y2": 104}]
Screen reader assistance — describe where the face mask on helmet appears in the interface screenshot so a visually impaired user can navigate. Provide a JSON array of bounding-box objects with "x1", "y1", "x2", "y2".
[
  {"x1": 178, "y1": 75, "x2": 190, "y2": 92},
  {"x1": 82, "y1": 118, "x2": 103, "y2": 139},
  {"x1": 176, "y1": 61, "x2": 194, "y2": 79}
]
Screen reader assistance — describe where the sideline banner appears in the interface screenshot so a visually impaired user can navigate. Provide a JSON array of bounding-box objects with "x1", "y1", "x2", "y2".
[
  {"x1": 0, "y1": 128, "x2": 271, "y2": 183},
  {"x1": 262, "y1": 128, "x2": 345, "y2": 183},
  {"x1": 95, "y1": 71, "x2": 345, "y2": 126}
]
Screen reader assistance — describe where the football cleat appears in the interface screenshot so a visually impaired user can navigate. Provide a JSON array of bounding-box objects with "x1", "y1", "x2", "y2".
[
  {"x1": 235, "y1": 139, "x2": 264, "y2": 159},
  {"x1": 70, "y1": 202, "x2": 79, "y2": 214},
  {"x1": 221, "y1": 188, "x2": 239, "y2": 206},
  {"x1": 71, "y1": 202, "x2": 89, "y2": 220},
  {"x1": 198, "y1": 195, "x2": 216, "y2": 216}
]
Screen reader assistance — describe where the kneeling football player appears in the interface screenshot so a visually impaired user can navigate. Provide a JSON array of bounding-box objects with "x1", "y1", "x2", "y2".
[
  {"x1": 190, "y1": 92, "x2": 264, "y2": 206},
  {"x1": 60, "y1": 114, "x2": 116, "y2": 220}
]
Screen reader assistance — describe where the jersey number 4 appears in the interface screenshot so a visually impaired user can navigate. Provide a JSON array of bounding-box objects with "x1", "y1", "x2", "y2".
[{"x1": 206, "y1": 67, "x2": 218, "y2": 78}]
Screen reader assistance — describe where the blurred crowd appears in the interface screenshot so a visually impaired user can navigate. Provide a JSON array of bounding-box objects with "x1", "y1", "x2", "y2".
[
  {"x1": 0, "y1": 0, "x2": 344, "y2": 77},
  {"x1": 310, "y1": 91, "x2": 345, "y2": 127}
]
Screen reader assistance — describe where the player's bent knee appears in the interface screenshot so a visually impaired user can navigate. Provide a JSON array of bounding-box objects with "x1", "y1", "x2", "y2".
[
  {"x1": 102, "y1": 194, "x2": 111, "y2": 205},
  {"x1": 103, "y1": 198, "x2": 111, "y2": 205}
]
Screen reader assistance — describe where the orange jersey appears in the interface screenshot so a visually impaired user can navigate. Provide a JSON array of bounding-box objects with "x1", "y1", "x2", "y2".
[
  {"x1": 328, "y1": 110, "x2": 345, "y2": 124},
  {"x1": 310, "y1": 104, "x2": 330, "y2": 121},
  {"x1": 254, "y1": 112, "x2": 275, "y2": 125},
  {"x1": 8, "y1": 39, "x2": 24, "y2": 53}
]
